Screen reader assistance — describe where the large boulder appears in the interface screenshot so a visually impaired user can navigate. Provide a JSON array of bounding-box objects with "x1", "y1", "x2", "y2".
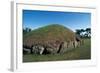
[
  {"x1": 23, "y1": 48, "x2": 31, "y2": 54},
  {"x1": 32, "y1": 45, "x2": 44, "y2": 55}
]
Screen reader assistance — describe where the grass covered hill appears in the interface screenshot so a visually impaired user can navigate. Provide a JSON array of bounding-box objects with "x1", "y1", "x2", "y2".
[{"x1": 23, "y1": 24, "x2": 76, "y2": 48}]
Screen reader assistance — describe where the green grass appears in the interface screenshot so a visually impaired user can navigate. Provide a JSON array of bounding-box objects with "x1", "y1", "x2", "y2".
[
  {"x1": 23, "y1": 38, "x2": 91, "y2": 62},
  {"x1": 23, "y1": 24, "x2": 76, "y2": 46}
]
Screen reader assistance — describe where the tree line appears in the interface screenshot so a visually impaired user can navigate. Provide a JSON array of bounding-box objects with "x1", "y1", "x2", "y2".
[
  {"x1": 75, "y1": 28, "x2": 91, "y2": 38},
  {"x1": 23, "y1": 28, "x2": 32, "y2": 35}
]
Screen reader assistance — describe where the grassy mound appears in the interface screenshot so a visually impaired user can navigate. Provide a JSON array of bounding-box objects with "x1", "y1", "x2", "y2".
[{"x1": 23, "y1": 24, "x2": 75, "y2": 47}]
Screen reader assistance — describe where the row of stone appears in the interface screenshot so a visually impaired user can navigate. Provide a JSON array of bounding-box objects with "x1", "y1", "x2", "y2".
[{"x1": 23, "y1": 39, "x2": 82, "y2": 55}]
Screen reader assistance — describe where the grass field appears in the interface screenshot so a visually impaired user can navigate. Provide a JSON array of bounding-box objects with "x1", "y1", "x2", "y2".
[{"x1": 23, "y1": 38, "x2": 91, "y2": 62}]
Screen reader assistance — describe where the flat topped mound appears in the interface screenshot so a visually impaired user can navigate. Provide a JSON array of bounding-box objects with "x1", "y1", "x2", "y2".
[{"x1": 23, "y1": 24, "x2": 76, "y2": 47}]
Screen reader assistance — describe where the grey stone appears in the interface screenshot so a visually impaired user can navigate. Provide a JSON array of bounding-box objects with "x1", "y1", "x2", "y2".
[
  {"x1": 32, "y1": 45, "x2": 44, "y2": 55},
  {"x1": 23, "y1": 48, "x2": 31, "y2": 54}
]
